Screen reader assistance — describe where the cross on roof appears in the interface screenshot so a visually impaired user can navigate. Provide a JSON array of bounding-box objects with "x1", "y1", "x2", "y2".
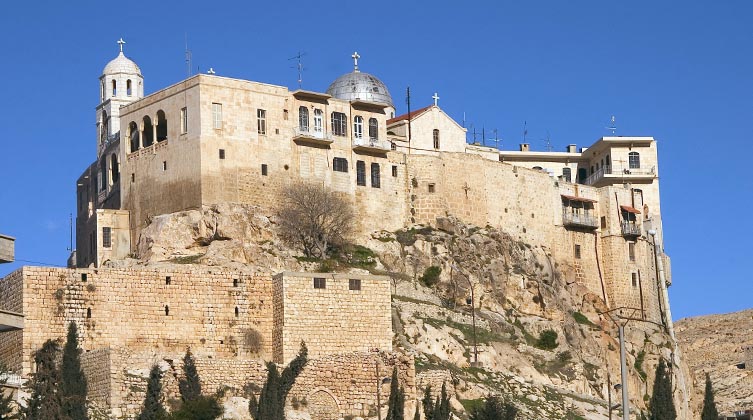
[
  {"x1": 432, "y1": 92, "x2": 440, "y2": 106},
  {"x1": 352, "y1": 51, "x2": 360, "y2": 72},
  {"x1": 117, "y1": 38, "x2": 126, "y2": 53}
]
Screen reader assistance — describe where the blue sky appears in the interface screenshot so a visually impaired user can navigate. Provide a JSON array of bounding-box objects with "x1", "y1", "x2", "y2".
[{"x1": 0, "y1": 1, "x2": 751, "y2": 320}]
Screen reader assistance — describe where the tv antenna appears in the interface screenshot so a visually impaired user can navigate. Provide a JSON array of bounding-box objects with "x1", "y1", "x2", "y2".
[
  {"x1": 523, "y1": 120, "x2": 528, "y2": 143},
  {"x1": 184, "y1": 33, "x2": 193, "y2": 78},
  {"x1": 492, "y1": 128, "x2": 501, "y2": 150},
  {"x1": 289, "y1": 51, "x2": 306, "y2": 89},
  {"x1": 606, "y1": 115, "x2": 617, "y2": 135},
  {"x1": 66, "y1": 213, "x2": 73, "y2": 253},
  {"x1": 542, "y1": 130, "x2": 553, "y2": 152}
]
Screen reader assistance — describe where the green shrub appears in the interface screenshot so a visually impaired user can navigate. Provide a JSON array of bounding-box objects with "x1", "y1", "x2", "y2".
[
  {"x1": 535, "y1": 329, "x2": 558, "y2": 350},
  {"x1": 420, "y1": 266, "x2": 442, "y2": 287}
]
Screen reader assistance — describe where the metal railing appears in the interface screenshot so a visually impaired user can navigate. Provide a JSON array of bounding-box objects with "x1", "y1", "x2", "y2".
[
  {"x1": 293, "y1": 127, "x2": 334, "y2": 142},
  {"x1": 584, "y1": 165, "x2": 657, "y2": 185},
  {"x1": 562, "y1": 211, "x2": 599, "y2": 229},
  {"x1": 353, "y1": 137, "x2": 390, "y2": 150},
  {"x1": 621, "y1": 221, "x2": 642, "y2": 237}
]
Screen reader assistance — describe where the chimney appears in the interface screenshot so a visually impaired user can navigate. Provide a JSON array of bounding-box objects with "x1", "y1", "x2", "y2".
[
  {"x1": 566, "y1": 144, "x2": 577, "y2": 153},
  {"x1": 520, "y1": 143, "x2": 530, "y2": 152}
]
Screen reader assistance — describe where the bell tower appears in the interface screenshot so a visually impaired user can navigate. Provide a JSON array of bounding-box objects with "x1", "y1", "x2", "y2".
[{"x1": 96, "y1": 38, "x2": 143, "y2": 157}]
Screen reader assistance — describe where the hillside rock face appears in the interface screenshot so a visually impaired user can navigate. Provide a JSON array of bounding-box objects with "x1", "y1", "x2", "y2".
[
  {"x1": 125, "y1": 204, "x2": 692, "y2": 419},
  {"x1": 676, "y1": 309, "x2": 753, "y2": 415}
]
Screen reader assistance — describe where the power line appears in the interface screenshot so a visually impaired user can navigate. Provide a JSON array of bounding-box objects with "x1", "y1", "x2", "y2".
[{"x1": 14, "y1": 259, "x2": 65, "y2": 267}]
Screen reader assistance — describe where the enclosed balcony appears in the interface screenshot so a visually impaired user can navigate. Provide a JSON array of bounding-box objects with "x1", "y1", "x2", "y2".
[
  {"x1": 292, "y1": 128, "x2": 334, "y2": 146},
  {"x1": 353, "y1": 137, "x2": 390, "y2": 153},
  {"x1": 621, "y1": 221, "x2": 642, "y2": 237},
  {"x1": 620, "y1": 205, "x2": 642, "y2": 237},
  {"x1": 584, "y1": 164, "x2": 657, "y2": 186},
  {"x1": 561, "y1": 195, "x2": 599, "y2": 230}
]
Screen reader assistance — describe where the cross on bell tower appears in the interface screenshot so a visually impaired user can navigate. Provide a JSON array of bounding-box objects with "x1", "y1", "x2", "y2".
[
  {"x1": 352, "y1": 51, "x2": 360, "y2": 72},
  {"x1": 117, "y1": 38, "x2": 126, "y2": 53}
]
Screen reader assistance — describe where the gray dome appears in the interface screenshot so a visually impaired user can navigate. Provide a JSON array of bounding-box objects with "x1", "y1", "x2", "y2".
[{"x1": 326, "y1": 71, "x2": 393, "y2": 107}]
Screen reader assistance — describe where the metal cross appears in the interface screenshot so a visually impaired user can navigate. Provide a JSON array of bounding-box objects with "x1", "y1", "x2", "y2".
[
  {"x1": 117, "y1": 38, "x2": 126, "y2": 53},
  {"x1": 207, "y1": 68, "x2": 216, "y2": 75},
  {"x1": 352, "y1": 51, "x2": 360, "y2": 72},
  {"x1": 432, "y1": 92, "x2": 440, "y2": 106}
]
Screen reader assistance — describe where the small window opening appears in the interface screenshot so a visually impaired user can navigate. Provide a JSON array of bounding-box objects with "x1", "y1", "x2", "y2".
[
  {"x1": 356, "y1": 161, "x2": 366, "y2": 186},
  {"x1": 235, "y1": 306, "x2": 239, "y2": 317},
  {"x1": 126, "y1": 79, "x2": 132, "y2": 96},
  {"x1": 233, "y1": 278, "x2": 239, "y2": 287},
  {"x1": 81, "y1": 273, "x2": 87, "y2": 282},
  {"x1": 283, "y1": 109, "x2": 289, "y2": 120},
  {"x1": 131, "y1": 173, "x2": 135, "y2": 183},
  {"x1": 162, "y1": 161, "x2": 167, "y2": 171},
  {"x1": 600, "y1": 216, "x2": 607, "y2": 228},
  {"x1": 333, "y1": 157, "x2": 348, "y2": 173},
  {"x1": 257, "y1": 109, "x2": 267, "y2": 134},
  {"x1": 371, "y1": 163, "x2": 381, "y2": 188},
  {"x1": 390, "y1": 142, "x2": 397, "y2": 151},
  {"x1": 629, "y1": 242, "x2": 636, "y2": 262},
  {"x1": 112, "y1": 80, "x2": 117, "y2": 96},
  {"x1": 428, "y1": 183, "x2": 436, "y2": 193},
  {"x1": 433, "y1": 129, "x2": 440, "y2": 149},
  {"x1": 164, "y1": 305, "x2": 169, "y2": 316},
  {"x1": 219, "y1": 149, "x2": 225, "y2": 159},
  {"x1": 313, "y1": 277, "x2": 326, "y2": 289},
  {"x1": 87, "y1": 308, "x2": 91, "y2": 319},
  {"x1": 631, "y1": 273, "x2": 638, "y2": 287},
  {"x1": 349, "y1": 279, "x2": 361, "y2": 291},
  {"x1": 166, "y1": 276, "x2": 171, "y2": 285},
  {"x1": 574, "y1": 244, "x2": 581, "y2": 259},
  {"x1": 392, "y1": 165, "x2": 398, "y2": 177},
  {"x1": 261, "y1": 164, "x2": 268, "y2": 176},
  {"x1": 102, "y1": 227, "x2": 112, "y2": 248}
]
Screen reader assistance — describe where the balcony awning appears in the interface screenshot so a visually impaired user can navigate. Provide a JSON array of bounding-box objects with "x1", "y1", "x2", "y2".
[
  {"x1": 561, "y1": 194, "x2": 597, "y2": 203},
  {"x1": 620, "y1": 205, "x2": 641, "y2": 214}
]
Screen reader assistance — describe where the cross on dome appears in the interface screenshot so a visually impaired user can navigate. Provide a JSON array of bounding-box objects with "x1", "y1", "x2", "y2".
[
  {"x1": 117, "y1": 38, "x2": 126, "y2": 53},
  {"x1": 352, "y1": 51, "x2": 360, "y2": 72},
  {"x1": 432, "y1": 92, "x2": 440, "y2": 106}
]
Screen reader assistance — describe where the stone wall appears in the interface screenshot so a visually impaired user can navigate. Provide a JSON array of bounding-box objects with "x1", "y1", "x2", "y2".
[
  {"x1": 0, "y1": 235, "x2": 14, "y2": 264},
  {"x1": 0, "y1": 269, "x2": 22, "y2": 371},
  {"x1": 273, "y1": 272, "x2": 393, "y2": 364}
]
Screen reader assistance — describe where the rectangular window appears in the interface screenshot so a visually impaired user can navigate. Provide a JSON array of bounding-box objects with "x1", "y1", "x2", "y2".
[
  {"x1": 331, "y1": 112, "x2": 347, "y2": 136},
  {"x1": 131, "y1": 173, "x2": 135, "y2": 183},
  {"x1": 392, "y1": 165, "x2": 398, "y2": 177},
  {"x1": 219, "y1": 149, "x2": 225, "y2": 159},
  {"x1": 371, "y1": 163, "x2": 381, "y2": 188},
  {"x1": 102, "y1": 227, "x2": 112, "y2": 248},
  {"x1": 212, "y1": 103, "x2": 222, "y2": 129},
  {"x1": 181, "y1": 107, "x2": 188, "y2": 134},
  {"x1": 261, "y1": 164, "x2": 268, "y2": 176},
  {"x1": 349, "y1": 279, "x2": 361, "y2": 291},
  {"x1": 562, "y1": 167, "x2": 572, "y2": 183},
  {"x1": 631, "y1": 272, "x2": 638, "y2": 287},
  {"x1": 313, "y1": 277, "x2": 326, "y2": 289},
  {"x1": 257, "y1": 109, "x2": 267, "y2": 134},
  {"x1": 574, "y1": 244, "x2": 581, "y2": 259},
  {"x1": 600, "y1": 216, "x2": 606, "y2": 228},
  {"x1": 428, "y1": 183, "x2": 436, "y2": 193},
  {"x1": 356, "y1": 160, "x2": 366, "y2": 186},
  {"x1": 162, "y1": 161, "x2": 167, "y2": 171},
  {"x1": 333, "y1": 157, "x2": 348, "y2": 173},
  {"x1": 629, "y1": 242, "x2": 636, "y2": 261}
]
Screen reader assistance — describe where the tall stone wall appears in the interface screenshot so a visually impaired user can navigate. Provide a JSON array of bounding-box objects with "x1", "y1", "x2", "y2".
[{"x1": 273, "y1": 272, "x2": 393, "y2": 364}]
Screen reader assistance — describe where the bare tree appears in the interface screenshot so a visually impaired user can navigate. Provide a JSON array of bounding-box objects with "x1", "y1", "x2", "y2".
[{"x1": 278, "y1": 183, "x2": 354, "y2": 259}]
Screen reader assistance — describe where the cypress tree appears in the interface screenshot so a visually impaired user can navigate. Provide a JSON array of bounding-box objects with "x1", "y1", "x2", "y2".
[
  {"x1": 469, "y1": 395, "x2": 518, "y2": 420},
  {"x1": 433, "y1": 382, "x2": 450, "y2": 420},
  {"x1": 178, "y1": 348, "x2": 201, "y2": 402},
  {"x1": 421, "y1": 385, "x2": 434, "y2": 420},
  {"x1": 138, "y1": 365, "x2": 167, "y2": 420},
  {"x1": 248, "y1": 393, "x2": 259, "y2": 419},
  {"x1": 61, "y1": 321, "x2": 88, "y2": 420},
  {"x1": 0, "y1": 364, "x2": 16, "y2": 420},
  {"x1": 649, "y1": 359, "x2": 676, "y2": 420},
  {"x1": 252, "y1": 341, "x2": 308, "y2": 420},
  {"x1": 413, "y1": 403, "x2": 420, "y2": 420},
  {"x1": 700, "y1": 373, "x2": 719, "y2": 420},
  {"x1": 24, "y1": 340, "x2": 64, "y2": 420},
  {"x1": 385, "y1": 366, "x2": 404, "y2": 420}
]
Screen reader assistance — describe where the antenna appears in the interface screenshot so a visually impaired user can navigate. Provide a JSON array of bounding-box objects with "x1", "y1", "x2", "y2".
[
  {"x1": 185, "y1": 33, "x2": 193, "y2": 78},
  {"x1": 66, "y1": 213, "x2": 73, "y2": 252},
  {"x1": 406, "y1": 86, "x2": 412, "y2": 154},
  {"x1": 493, "y1": 128, "x2": 500, "y2": 150},
  {"x1": 523, "y1": 121, "x2": 528, "y2": 143},
  {"x1": 289, "y1": 51, "x2": 306, "y2": 89},
  {"x1": 606, "y1": 115, "x2": 617, "y2": 135},
  {"x1": 542, "y1": 130, "x2": 552, "y2": 152},
  {"x1": 482, "y1": 125, "x2": 486, "y2": 146}
]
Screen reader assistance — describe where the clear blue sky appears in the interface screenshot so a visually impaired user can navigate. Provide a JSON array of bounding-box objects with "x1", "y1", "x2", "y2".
[{"x1": 0, "y1": 1, "x2": 751, "y2": 320}]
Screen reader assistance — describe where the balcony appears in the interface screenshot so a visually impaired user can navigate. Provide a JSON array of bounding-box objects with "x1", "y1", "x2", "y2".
[
  {"x1": 292, "y1": 127, "x2": 334, "y2": 146},
  {"x1": 621, "y1": 221, "x2": 642, "y2": 237},
  {"x1": 562, "y1": 211, "x2": 599, "y2": 230},
  {"x1": 584, "y1": 164, "x2": 657, "y2": 186},
  {"x1": 353, "y1": 137, "x2": 390, "y2": 153}
]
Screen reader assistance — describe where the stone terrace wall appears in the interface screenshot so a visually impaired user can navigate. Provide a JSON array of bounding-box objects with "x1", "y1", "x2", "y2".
[
  {"x1": 81, "y1": 348, "x2": 113, "y2": 413},
  {"x1": 274, "y1": 272, "x2": 392, "y2": 364},
  {"x1": 10, "y1": 267, "x2": 273, "y2": 375},
  {"x1": 0, "y1": 269, "x2": 22, "y2": 371}
]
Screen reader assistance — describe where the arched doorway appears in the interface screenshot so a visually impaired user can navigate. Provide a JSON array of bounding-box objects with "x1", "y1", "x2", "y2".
[{"x1": 306, "y1": 389, "x2": 340, "y2": 420}]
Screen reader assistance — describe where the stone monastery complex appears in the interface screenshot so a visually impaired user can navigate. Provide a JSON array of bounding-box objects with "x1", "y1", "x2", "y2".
[{"x1": 0, "y1": 42, "x2": 673, "y2": 418}]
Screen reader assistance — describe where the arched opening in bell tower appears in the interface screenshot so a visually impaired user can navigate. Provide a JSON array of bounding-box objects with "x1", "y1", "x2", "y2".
[{"x1": 128, "y1": 122, "x2": 140, "y2": 153}]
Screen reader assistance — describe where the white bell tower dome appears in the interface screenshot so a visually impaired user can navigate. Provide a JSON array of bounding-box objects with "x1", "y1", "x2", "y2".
[{"x1": 96, "y1": 38, "x2": 143, "y2": 156}]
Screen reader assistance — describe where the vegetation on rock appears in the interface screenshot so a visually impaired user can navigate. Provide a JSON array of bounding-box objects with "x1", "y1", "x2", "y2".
[
  {"x1": 420, "y1": 266, "x2": 442, "y2": 287},
  {"x1": 534, "y1": 329, "x2": 558, "y2": 350},
  {"x1": 469, "y1": 395, "x2": 518, "y2": 420}
]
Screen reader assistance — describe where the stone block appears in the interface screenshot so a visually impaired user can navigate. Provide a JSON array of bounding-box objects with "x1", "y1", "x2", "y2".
[{"x1": 0, "y1": 235, "x2": 14, "y2": 263}]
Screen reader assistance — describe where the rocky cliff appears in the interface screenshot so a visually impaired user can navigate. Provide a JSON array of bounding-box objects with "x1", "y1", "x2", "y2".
[{"x1": 120, "y1": 203, "x2": 692, "y2": 419}]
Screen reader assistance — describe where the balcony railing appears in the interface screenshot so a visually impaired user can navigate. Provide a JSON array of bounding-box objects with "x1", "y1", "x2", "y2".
[
  {"x1": 562, "y1": 211, "x2": 599, "y2": 230},
  {"x1": 584, "y1": 164, "x2": 657, "y2": 185},
  {"x1": 621, "y1": 221, "x2": 642, "y2": 237},
  {"x1": 292, "y1": 127, "x2": 334, "y2": 145},
  {"x1": 353, "y1": 137, "x2": 390, "y2": 152}
]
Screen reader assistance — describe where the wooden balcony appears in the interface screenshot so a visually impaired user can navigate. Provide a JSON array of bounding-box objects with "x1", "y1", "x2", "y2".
[{"x1": 562, "y1": 212, "x2": 599, "y2": 230}]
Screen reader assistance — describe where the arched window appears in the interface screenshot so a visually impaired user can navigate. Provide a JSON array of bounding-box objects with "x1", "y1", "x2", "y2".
[
  {"x1": 368, "y1": 118, "x2": 378, "y2": 140},
  {"x1": 562, "y1": 167, "x2": 572, "y2": 182},
  {"x1": 353, "y1": 116, "x2": 363, "y2": 139},
  {"x1": 313, "y1": 109, "x2": 323, "y2": 133},
  {"x1": 606, "y1": 154, "x2": 611, "y2": 167},
  {"x1": 111, "y1": 153, "x2": 119, "y2": 183},
  {"x1": 99, "y1": 157, "x2": 107, "y2": 191},
  {"x1": 101, "y1": 110, "x2": 109, "y2": 145},
  {"x1": 112, "y1": 80, "x2": 117, "y2": 97},
  {"x1": 128, "y1": 122, "x2": 140, "y2": 153},
  {"x1": 298, "y1": 106, "x2": 309, "y2": 131},
  {"x1": 433, "y1": 129, "x2": 440, "y2": 149},
  {"x1": 156, "y1": 110, "x2": 167, "y2": 141},
  {"x1": 142, "y1": 116, "x2": 154, "y2": 147},
  {"x1": 100, "y1": 81, "x2": 105, "y2": 101},
  {"x1": 126, "y1": 79, "x2": 132, "y2": 96},
  {"x1": 628, "y1": 152, "x2": 640, "y2": 169}
]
